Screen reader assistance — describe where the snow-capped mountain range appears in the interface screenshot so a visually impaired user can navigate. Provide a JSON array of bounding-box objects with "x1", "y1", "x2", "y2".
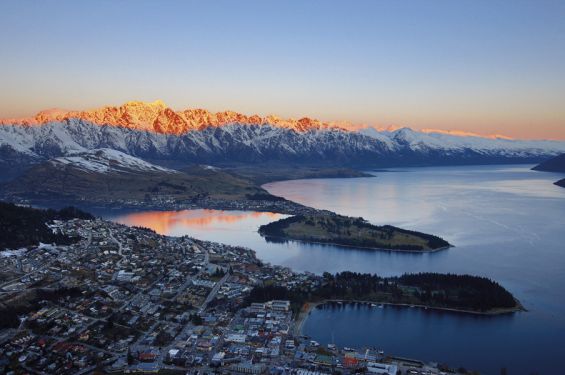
[
  {"x1": 1, "y1": 101, "x2": 564, "y2": 174},
  {"x1": 359, "y1": 127, "x2": 565, "y2": 155},
  {"x1": 0, "y1": 100, "x2": 337, "y2": 133}
]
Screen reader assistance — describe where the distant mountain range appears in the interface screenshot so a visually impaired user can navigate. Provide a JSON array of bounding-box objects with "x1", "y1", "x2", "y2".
[
  {"x1": 532, "y1": 153, "x2": 565, "y2": 173},
  {"x1": 1, "y1": 101, "x2": 565, "y2": 177}
]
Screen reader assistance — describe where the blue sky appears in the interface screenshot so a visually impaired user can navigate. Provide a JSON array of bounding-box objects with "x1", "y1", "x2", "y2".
[{"x1": 1, "y1": 0, "x2": 564, "y2": 138}]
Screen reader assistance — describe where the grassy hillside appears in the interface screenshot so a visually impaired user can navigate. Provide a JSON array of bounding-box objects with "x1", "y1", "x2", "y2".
[
  {"x1": 1, "y1": 162, "x2": 270, "y2": 204},
  {"x1": 259, "y1": 215, "x2": 450, "y2": 251}
]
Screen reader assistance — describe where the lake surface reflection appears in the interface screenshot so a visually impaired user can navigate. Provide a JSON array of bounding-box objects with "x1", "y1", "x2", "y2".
[
  {"x1": 107, "y1": 165, "x2": 565, "y2": 374},
  {"x1": 111, "y1": 209, "x2": 285, "y2": 238}
]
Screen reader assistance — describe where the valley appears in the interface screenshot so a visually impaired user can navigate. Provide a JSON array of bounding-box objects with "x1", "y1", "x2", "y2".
[
  {"x1": 0, "y1": 149, "x2": 322, "y2": 215},
  {"x1": 0, "y1": 147, "x2": 452, "y2": 254},
  {"x1": 221, "y1": 164, "x2": 373, "y2": 185}
]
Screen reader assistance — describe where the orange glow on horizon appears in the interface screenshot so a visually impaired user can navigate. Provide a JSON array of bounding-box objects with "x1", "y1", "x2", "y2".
[
  {"x1": 0, "y1": 100, "x2": 563, "y2": 141},
  {"x1": 419, "y1": 128, "x2": 514, "y2": 140}
]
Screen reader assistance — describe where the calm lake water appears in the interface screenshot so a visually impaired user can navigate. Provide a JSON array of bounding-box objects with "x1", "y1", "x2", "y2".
[{"x1": 107, "y1": 165, "x2": 565, "y2": 374}]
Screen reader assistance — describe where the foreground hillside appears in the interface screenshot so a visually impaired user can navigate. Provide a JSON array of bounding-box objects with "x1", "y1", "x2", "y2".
[
  {"x1": 0, "y1": 202, "x2": 92, "y2": 249},
  {"x1": 259, "y1": 215, "x2": 450, "y2": 251}
]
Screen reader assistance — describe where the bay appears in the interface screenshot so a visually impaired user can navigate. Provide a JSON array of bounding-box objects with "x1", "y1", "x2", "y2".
[{"x1": 107, "y1": 165, "x2": 565, "y2": 374}]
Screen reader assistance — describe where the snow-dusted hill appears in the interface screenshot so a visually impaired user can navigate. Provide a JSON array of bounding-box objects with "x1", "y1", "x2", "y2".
[
  {"x1": 50, "y1": 148, "x2": 178, "y2": 174},
  {"x1": 0, "y1": 147, "x2": 268, "y2": 204}
]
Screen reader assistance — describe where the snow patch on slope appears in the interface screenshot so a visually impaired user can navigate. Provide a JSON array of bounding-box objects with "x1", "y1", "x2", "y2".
[{"x1": 51, "y1": 148, "x2": 178, "y2": 174}]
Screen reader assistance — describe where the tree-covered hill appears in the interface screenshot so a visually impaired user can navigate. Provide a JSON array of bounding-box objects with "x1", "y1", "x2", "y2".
[
  {"x1": 0, "y1": 201, "x2": 93, "y2": 250},
  {"x1": 246, "y1": 271, "x2": 519, "y2": 314}
]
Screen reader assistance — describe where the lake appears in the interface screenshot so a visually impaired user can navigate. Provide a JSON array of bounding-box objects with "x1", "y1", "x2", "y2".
[{"x1": 107, "y1": 165, "x2": 565, "y2": 374}]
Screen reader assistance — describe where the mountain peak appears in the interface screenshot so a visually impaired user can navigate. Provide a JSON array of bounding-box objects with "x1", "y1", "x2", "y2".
[
  {"x1": 0, "y1": 101, "x2": 343, "y2": 135},
  {"x1": 391, "y1": 127, "x2": 419, "y2": 141},
  {"x1": 124, "y1": 99, "x2": 167, "y2": 108}
]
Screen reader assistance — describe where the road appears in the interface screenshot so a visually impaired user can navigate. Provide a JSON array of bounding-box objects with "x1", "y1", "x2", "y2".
[
  {"x1": 199, "y1": 272, "x2": 229, "y2": 314},
  {"x1": 108, "y1": 228, "x2": 123, "y2": 256}
]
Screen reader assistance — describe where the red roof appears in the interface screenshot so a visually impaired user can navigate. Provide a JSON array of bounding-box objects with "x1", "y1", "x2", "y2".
[
  {"x1": 343, "y1": 356, "x2": 359, "y2": 367},
  {"x1": 139, "y1": 352, "x2": 158, "y2": 361}
]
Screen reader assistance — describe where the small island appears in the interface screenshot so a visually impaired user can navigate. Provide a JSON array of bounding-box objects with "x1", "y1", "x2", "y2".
[{"x1": 258, "y1": 214, "x2": 450, "y2": 251}]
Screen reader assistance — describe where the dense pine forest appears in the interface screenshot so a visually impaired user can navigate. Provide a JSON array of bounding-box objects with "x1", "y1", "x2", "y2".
[
  {"x1": 0, "y1": 202, "x2": 94, "y2": 250},
  {"x1": 246, "y1": 271, "x2": 518, "y2": 314}
]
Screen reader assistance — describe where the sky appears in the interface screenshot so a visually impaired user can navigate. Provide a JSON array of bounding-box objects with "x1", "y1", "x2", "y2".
[{"x1": 0, "y1": 0, "x2": 564, "y2": 139}]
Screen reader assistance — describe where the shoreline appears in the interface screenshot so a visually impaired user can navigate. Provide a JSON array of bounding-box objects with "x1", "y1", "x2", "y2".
[
  {"x1": 294, "y1": 299, "x2": 525, "y2": 336},
  {"x1": 255, "y1": 171, "x2": 374, "y2": 185},
  {"x1": 293, "y1": 301, "x2": 324, "y2": 336},
  {"x1": 7, "y1": 197, "x2": 332, "y2": 218}
]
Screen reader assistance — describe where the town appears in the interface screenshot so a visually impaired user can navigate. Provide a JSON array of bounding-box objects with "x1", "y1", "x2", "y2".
[
  {"x1": 0, "y1": 217, "x2": 469, "y2": 375},
  {"x1": 1, "y1": 195, "x2": 333, "y2": 219}
]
